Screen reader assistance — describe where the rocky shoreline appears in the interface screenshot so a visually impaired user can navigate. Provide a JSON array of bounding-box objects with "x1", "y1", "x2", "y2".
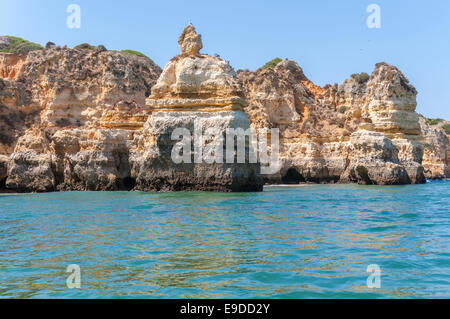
[{"x1": 0, "y1": 26, "x2": 448, "y2": 193}]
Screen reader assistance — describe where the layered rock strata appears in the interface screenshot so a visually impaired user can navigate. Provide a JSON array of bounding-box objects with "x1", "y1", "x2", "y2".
[
  {"x1": 419, "y1": 116, "x2": 450, "y2": 179},
  {"x1": 0, "y1": 42, "x2": 162, "y2": 192},
  {"x1": 0, "y1": 31, "x2": 448, "y2": 192},
  {"x1": 131, "y1": 25, "x2": 263, "y2": 191},
  {"x1": 238, "y1": 61, "x2": 428, "y2": 184}
]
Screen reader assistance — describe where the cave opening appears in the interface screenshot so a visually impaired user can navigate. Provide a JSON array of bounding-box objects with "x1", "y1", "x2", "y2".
[
  {"x1": 123, "y1": 177, "x2": 136, "y2": 190},
  {"x1": 281, "y1": 168, "x2": 305, "y2": 184}
]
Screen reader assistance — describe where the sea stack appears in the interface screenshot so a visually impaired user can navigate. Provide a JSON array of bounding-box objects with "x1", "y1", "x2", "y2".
[
  {"x1": 130, "y1": 25, "x2": 263, "y2": 192},
  {"x1": 342, "y1": 63, "x2": 426, "y2": 184}
]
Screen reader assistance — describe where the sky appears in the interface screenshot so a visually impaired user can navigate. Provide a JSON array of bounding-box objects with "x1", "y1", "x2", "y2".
[{"x1": 0, "y1": 0, "x2": 449, "y2": 119}]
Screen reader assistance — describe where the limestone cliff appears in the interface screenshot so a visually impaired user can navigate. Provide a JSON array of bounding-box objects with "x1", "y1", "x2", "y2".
[
  {"x1": 0, "y1": 32, "x2": 448, "y2": 192},
  {"x1": 238, "y1": 60, "x2": 432, "y2": 184},
  {"x1": 419, "y1": 116, "x2": 450, "y2": 179},
  {"x1": 131, "y1": 25, "x2": 263, "y2": 191},
  {"x1": 0, "y1": 40, "x2": 162, "y2": 191},
  {"x1": 0, "y1": 29, "x2": 263, "y2": 192}
]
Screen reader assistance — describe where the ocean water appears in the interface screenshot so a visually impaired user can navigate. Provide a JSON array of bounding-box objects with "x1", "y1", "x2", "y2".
[{"x1": 0, "y1": 181, "x2": 449, "y2": 299}]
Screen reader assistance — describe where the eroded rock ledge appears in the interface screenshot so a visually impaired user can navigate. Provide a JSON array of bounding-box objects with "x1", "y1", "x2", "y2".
[
  {"x1": 131, "y1": 25, "x2": 263, "y2": 192},
  {"x1": 0, "y1": 29, "x2": 448, "y2": 192},
  {"x1": 238, "y1": 60, "x2": 439, "y2": 185},
  {"x1": 0, "y1": 38, "x2": 162, "y2": 192}
]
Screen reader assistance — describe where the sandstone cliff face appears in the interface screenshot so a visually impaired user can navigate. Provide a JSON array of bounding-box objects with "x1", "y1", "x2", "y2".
[
  {"x1": 132, "y1": 25, "x2": 262, "y2": 192},
  {"x1": 22, "y1": 46, "x2": 161, "y2": 128},
  {"x1": 0, "y1": 53, "x2": 26, "y2": 79},
  {"x1": 0, "y1": 77, "x2": 39, "y2": 155},
  {"x1": 343, "y1": 63, "x2": 425, "y2": 184},
  {"x1": 238, "y1": 60, "x2": 428, "y2": 185},
  {"x1": 0, "y1": 31, "x2": 447, "y2": 192},
  {"x1": 0, "y1": 43, "x2": 162, "y2": 192},
  {"x1": 0, "y1": 27, "x2": 263, "y2": 192},
  {"x1": 419, "y1": 116, "x2": 450, "y2": 179}
]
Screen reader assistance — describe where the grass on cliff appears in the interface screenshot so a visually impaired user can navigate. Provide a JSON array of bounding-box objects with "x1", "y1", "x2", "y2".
[
  {"x1": 351, "y1": 72, "x2": 370, "y2": 84},
  {"x1": 426, "y1": 118, "x2": 444, "y2": 126},
  {"x1": 338, "y1": 106, "x2": 347, "y2": 113},
  {"x1": 74, "y1": 43, "x2": 96, "y2": 50},
  {"x1": 442, "y1": 124, "x2": 450, "y2": 134},
  {"x1": 0, "y1": 36, "x2": 43, "y2": 54},
  {"x1": 71, "y1": 44, "x2": 151, "y2": 60},
  {"x1": 261, "y1": 57, "x2": 282, "y2": 70},
  {"x1": 121, "y1": 50, "x2": 150, "y2": 59}
]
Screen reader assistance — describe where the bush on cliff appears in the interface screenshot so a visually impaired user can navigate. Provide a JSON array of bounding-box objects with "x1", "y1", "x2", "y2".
[
  {"x1": 0, "y1": 36, "x2": 43, "y2": 54},
  {"x1": 338, "y1": 106, "x2": 347, "y2": 113},
  {"x1": 261, "y1": 57, "x2": 282, "y2": 70},
  {"x1": 426, "y1": 118, "x2": 444, "y2": 126},
  {"x1": 351, "y1": 72, "x2": 370, "y2": 84},
  {"x1": 121, "y1": 50, "x2": 150, "y2": 59},
  {"x1": 442, "y1": 124, "x2": 450, "y2": 134},
  {"x1": 74, "y1": 43, "x2": 96, "y2": 50}
]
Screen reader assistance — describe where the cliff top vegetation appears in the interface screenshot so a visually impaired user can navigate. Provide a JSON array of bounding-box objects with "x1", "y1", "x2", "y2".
[{"x1": 0, "y1": 36, "x2": 43, "y2": 54}]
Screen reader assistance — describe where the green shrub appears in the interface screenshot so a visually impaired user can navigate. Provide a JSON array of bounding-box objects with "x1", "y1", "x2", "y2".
[
  {"x1": 442, "y1": 124, "x2": 450, "y2": 134},
  {"x1": 351, "y1": 72, "x2": 370, "y2": 84},
  {"x1": 0, "y1": 36, "x2": 43, "y2": 54},
  {"x1": 338, "y1": 106, "x2": 347, "y2": 113},
  {"x1": 74, "y1": 43, "x2": 95, "y2": 50},
  {"x1": 426, "y1": 118, "x2": 444, "y2": 126},
  {"x1": 261, "y1": 57, "x2": 282, "y2": 69},
  {"x1": 121, "y1": 49, "x2": 150, "y2": 59},
  {"x1": 96, "y1": 45, "x2": 107, "y2": 52}
]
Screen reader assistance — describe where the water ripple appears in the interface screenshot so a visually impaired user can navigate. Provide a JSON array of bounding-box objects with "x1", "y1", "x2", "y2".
[{"x1": 0, "y1": 182, "x2": 449, "y2": 298}]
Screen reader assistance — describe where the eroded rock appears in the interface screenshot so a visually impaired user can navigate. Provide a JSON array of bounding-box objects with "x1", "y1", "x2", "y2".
[
  {"x1": 178, "y1": 24, "x2": 203, "y2": 56},
  {"x1": 419, "y1": 116, "x2": 450, "y2": 179},
  {"x1": 0, "y1": 31, "x2": 446, "y2": 192},
  {"x1": 239, "y1": 60, "x2": 428, "y2": 185},
  {"x1": 0, "y1": 44, "x2": 162, "y2": 192},
  {"x1": 132, "y1": 25, "x2": 263, "y2": 192}
]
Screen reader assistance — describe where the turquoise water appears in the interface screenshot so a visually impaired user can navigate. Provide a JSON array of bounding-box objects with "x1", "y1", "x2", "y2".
[{"x1": 0, "y1": 181, "x2": 449, "y2": 298}]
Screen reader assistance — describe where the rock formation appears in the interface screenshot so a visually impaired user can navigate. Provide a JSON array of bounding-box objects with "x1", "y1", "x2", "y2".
[
  {"x1": 238, "y1": 60, "x2": 430, "y2": 184},
  {"x1": 0, "y1": 31, "x2": 448, "y2": 193},
  {"x1": 130, "y1": 25, "x2": 263, "y2": 191},
  {"x1": 419, "y1": 116, "x2": 450, "y2": 179},
  {"x1": 0, "y1": 41, "x2": 162, "y2": 192},
  {"x1": 0, "y1": 154, "x2": 7, "y2": 189},
  {"x1": 178, "y1": 24, "x2": 203, "y2": 55}
]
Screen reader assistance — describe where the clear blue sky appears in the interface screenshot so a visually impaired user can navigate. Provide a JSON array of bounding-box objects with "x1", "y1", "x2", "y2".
[{"x1": 1, "y1": 0, "x2": 449, "y2": 119}]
